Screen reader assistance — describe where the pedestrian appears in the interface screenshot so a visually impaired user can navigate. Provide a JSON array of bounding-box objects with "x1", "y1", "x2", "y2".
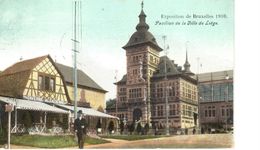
[
  {"x1": 74, "y1": 110, "x2": 87, "y2": 149},
  {"x1": 192, "y1": 128, "x2": 196, "y2": 134},
  {"x1": 201, "y1": 127, "x2": 205, "y2": 134}
]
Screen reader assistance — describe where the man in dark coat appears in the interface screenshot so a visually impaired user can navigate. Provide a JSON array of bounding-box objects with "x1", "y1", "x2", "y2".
[{"x1": 74, "y1": 110, "x2": 87, "y2": 149}]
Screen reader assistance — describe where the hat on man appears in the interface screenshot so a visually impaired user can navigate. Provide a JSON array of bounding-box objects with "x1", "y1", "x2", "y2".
[{"x1": 77, "y1": 110, "x2": 83, "y2": 114}]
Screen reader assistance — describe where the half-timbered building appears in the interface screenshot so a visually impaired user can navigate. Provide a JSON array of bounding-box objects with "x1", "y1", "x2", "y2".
[{"x1": 0, "y1": 55, "x2": 117, "y2": 134}]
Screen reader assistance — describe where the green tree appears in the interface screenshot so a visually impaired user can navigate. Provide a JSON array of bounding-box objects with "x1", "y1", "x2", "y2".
[
  {"x1": 136, "y1": 122, "x2": 142, "y2": 135},
  {"x1": 144, "y1": 123, "x2": 149, "y2": 135},
  {"x1": 22, "y1": 111, "x2": 32, "y2": 131},
  {"x1": 107, "y1": 121, "x2": 114, "y2": 134},
  {"x1": 96, "y1": 119, "x2": 101, "y2": 129},
  {"x1": 106, "y1": 99, "x2": 116, "y2": 109},
  {"x1": 119, "y1": 120, "x2": 124, "y2": 135},
  {"x1": 128, "y1": 123, "x2": 135, "y2": 135}
]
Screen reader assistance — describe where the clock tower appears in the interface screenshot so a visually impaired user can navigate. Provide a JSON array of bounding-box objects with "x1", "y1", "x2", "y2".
[{"x1": 122, "y1": 1, "x2": 162, "y2": 124}]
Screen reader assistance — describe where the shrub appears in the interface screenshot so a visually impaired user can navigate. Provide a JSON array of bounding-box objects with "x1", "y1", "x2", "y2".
[
  {"x1": 108, "y1": 121, "x2": 114, "y2": 134},
  {"x1": 119, "y1": 121, "x2": 124, "y2": 135},
  {"x1": 128, "y1": 123, "x2": 135, "y2": 135},
  {"x1": 136, "y1": 123, "x2": 142, "y2": 135}
]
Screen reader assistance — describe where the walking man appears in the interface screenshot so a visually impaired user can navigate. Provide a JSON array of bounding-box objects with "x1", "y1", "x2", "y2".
[{"x1": 74, "y1": 110, "x2": 87, "y2": 149}]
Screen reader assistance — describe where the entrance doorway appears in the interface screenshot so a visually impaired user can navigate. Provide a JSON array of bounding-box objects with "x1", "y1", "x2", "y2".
[{"x1": 133, "y1": 108, "x2": 142, "y2": 122}]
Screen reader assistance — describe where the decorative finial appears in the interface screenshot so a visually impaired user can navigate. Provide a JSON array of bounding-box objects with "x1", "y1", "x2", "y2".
[
  {"x1": 136, "y1": 0, "x2": 149, "y2": 31},
  {"x1": 185, "y1": 41, "x2": 189, "y2": 62}
]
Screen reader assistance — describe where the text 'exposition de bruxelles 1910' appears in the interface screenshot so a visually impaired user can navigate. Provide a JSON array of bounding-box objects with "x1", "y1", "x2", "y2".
[{"x1": 161, "y1": 14, "x2": 227, "y2": 19}]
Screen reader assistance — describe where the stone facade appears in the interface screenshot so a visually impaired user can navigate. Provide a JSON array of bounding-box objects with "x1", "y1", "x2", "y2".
[{"x1": 107, "y1": 4, "x2": 198, "y2": 130}]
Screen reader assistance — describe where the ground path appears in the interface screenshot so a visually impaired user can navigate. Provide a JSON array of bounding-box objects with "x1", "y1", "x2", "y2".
[
  {"x1": 85, "y1": 134, "x2": 233, "y2": 148},
  {"x1": 7, "y1": 134, "x2": 233, "y2": 149}
]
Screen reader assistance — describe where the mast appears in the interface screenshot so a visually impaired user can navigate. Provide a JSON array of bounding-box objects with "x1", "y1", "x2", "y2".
[
  {"x1": 72, "y1": 0, "x2": 81, "y2": 119},
  {"x1": 163, "y1": 35, "x2": 170, "y2": 135}
]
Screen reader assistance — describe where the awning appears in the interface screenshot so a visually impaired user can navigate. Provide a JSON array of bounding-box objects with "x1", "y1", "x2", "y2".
[
  {"x1": 55, "y1": 103, "x2": 118, "y2": 119},
  {"x1": 0, "y1": 96, "x2": 69, "y2": 114}
]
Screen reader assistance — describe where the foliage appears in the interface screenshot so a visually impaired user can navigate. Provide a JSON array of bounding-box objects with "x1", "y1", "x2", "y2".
[
  {"x1": 128, "y1": 123, "x2": 135, "y2": 135},
  {"x1": 119, "y1": 120, "x2": 124, "y2": 134},
  {"x1": 21, "y1": 111, "x2": 32, "y2": 130},
  {"x1": 96, "y1": 119, "x2": 101, "y2": 129},
  {"x1": 0, "y1": 106, "x2": 6, "y2": 144},
  {"x1": 144, "y1": 123, "x2": 149, "y2": 135},
  {"x1": 108, "y1": 121, "x2": 114, "y2": 133},
  {"x1": 11, "y1": 135, "x2": 77, "y2": 148},
  {"x1": 100, "y1": 135, "x2": 165, "y2": 141},
  {"x1": 84, "y1": 136, "x2": 110, "y2": 145},
  {"x1": 136, "y1": 123, "x2": 142, "y2": 134},
  {"x1": 0, "y1": 128, "x2": 6, "y2": 145},
  {"x1": 11, "y1": 135, "x2": 110, "y2": 148},
  {"x1": 106, "y1": 99, "x2": 116, "y2": 109},
  {"x1": 61, "y1": 116, "x2": 68, "y2": 133}
]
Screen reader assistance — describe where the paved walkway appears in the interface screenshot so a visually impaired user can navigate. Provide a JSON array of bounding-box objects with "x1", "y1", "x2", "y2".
[
  {"x1": 7, "y1": 134, "x2": 233, "y2": 149},
  {"x1": 84, "y1": 134, "x2": 233, "y2": 149}
]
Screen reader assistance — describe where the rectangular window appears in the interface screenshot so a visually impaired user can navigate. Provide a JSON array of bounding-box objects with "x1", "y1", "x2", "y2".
[
  {"x1": 170, "y1": 105, "x2": 175, "y2": 116},
  {"x1": 157, "y1": 105, "x2": 164, "y2": 116},
  {"x1": 222, "y1": 108, "x2": 225, "y2": 116},
  {"x1": 129, "y1": 88, "x2": 142, "y2": 99},
  {"x1": 226, "y1": 108, "x2": 229, "y2": 116},
  {"x1": 212, "y1": 109, "x2": 215, "y2": 117},
  {"x1": 157, "y1": 85, "x2": 163, "y2": 98},
  {"x1": 209, "y1": 109, "x2": 211, "y2": 117},
  {"x1": 50, "y1": 78, "x2": 55, "y2": 91},
  {"x1": 173, "y1": 104, "x2": 176, "y2": 115},
  {"x1": 177, "y1": 104, "x2": 180, "y2": 115},
  {"x1": 38, "y1": 75, "x2": 55, "y2": 92},
  {"x1": 38, "y1": 75, "x2": 44, "y2": 90},
  {"x1": 205, "y1": 110, "x2": 208, "y2": 117},
  {"x1": 45, "y1": 76, "x2": 50, "y2": 91}
]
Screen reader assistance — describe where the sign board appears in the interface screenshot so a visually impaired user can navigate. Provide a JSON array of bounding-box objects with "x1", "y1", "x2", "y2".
[{"x1": 5, "y1": 104, "x2": 14, "y2": 112}]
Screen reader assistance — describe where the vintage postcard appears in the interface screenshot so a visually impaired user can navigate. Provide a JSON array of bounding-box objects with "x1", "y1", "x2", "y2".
[{"x1": 0, "y1": 0, "x2": 234, "y2": 149}]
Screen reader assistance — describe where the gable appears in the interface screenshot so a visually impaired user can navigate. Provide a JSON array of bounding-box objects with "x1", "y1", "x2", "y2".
[{"x1": 23, "y1": 57, "x2": 68, "y2": 103}]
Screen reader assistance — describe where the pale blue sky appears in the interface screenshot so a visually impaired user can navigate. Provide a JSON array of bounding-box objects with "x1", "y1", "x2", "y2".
[{"x1": 0, "y1": 0, "x2": 234, "y2": 99}]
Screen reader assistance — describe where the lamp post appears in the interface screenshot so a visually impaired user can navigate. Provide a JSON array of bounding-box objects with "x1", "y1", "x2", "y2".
[
  {"x1": 162, "y1": 35, "x2": 170, "y2": 135},
  {"x1": 225, "y1": 74, "x2": 229, "y2": 131},
  {"x1": 5, "y1": 104, "x2": 14, "y2": 149},
  {"x1": 165, "y1": 86, "x2": 172, "y2": 135}
]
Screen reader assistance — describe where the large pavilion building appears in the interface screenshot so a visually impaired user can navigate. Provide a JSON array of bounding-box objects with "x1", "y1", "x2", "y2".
[
  {"x1": 106, "y1": 3, "x2": 198, "y2": 133},
  {"x1": 197, "y1": 70, "x2": 233, "y2": 132},
  {"x1": 0, "y1": 55, "x2": 117, "y2": 135}
]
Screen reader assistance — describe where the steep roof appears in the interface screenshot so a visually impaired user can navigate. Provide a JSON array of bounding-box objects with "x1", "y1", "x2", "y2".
[
  {"x1": 115, "y1": 74, "x2": 127, "y2": 85},
  {"x1": 123, "y1": 5, "x2": 162, "y2": 51},
  {"x1": 55, "y1": 63, "x2": 107, "y2": 93},
  {"x1": 152, "y1": 56, "x2": 181, "y2": 78},
  {"x1": 0, "y1": 71, "x2": 30, "y2": 98},
  {"x1": 0, "y1": 55, "x2": 49, "y2": 98},
  {"x1": 152, "y1": 56, "x2": 197, "y2": 83},
  {"x1": 0, "y1": 55, "x2": 48, "y2": 76}
]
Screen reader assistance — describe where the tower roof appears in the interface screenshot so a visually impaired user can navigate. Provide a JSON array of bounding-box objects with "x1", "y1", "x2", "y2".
[
  {"x1": 183, "y1": 50, "x2": 194, "y2": 75},
  {"x1": 123, "y1": 1, "x2": 162, "y2": 51},
  {"x1": 152, "y1": 56, "x2": 181, "y2": 78}
]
